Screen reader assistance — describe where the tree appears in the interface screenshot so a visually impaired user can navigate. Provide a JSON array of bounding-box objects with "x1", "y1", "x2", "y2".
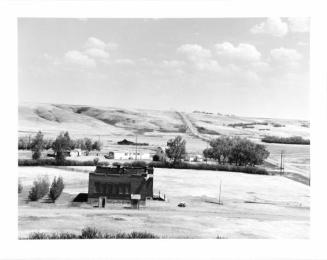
[
  {"x1": 84, "y1": 138, "x2": 93, "y2": 155},
  {"x1": 52, "y1": 131, "x2": 71, "y2": 163},
  {"x1": 203, "y1": 136, "x2": 269, "y2": 166},
  {"x1": 92, "y1": 140, "x2": 102, "y2": 151},
  {"x1": 28, "y1": 176, "x2": 50, "y2": 201},
  {"x1": 204, "y1": 137, "x2": 234, "y2": 164},
  {"x1": 165, "y1": 136, "x2": 186, "y2": 164},
  {"x1": 31, "y1": 131, "x2": 44, "y2": 160},
  {"x1": 49, "y1": 176, "x2": 64, "y2": 202}
]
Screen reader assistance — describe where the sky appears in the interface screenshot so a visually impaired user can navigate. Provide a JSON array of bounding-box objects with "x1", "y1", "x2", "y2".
[{"x1": 18, "y1": 18, "x2": 310, "y2": 119}]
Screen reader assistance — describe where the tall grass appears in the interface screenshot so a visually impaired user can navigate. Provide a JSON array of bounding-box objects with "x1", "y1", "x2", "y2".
[{"x1": 26, "y1": 227, "x2": 159, "y2": 239}]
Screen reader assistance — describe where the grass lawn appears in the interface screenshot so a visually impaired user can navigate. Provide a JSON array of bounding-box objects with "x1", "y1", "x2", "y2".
[{"x1": 19, "y1": 166, "x2": 309, "y2": 239}]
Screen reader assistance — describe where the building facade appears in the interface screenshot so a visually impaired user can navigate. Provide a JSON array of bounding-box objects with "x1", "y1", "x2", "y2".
[{"x1": 88, "y1": 165, "x2": 153, "y2": 207}]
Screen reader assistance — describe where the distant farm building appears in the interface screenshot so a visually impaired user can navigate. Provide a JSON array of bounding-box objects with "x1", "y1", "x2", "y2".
[
  {"x1": 107, "y1": 151, "x2": 151, "y2": 160},
  {"x1": 88, "y1": 165, "x2": 154, "y2": 207}
]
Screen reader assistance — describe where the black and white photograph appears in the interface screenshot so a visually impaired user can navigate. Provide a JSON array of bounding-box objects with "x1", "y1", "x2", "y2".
[
  {"x1": 2, "y1": 0, "x2": 327, "y2": 259},
  {"x1": 17, "y1": 17, "x2": 311, "y2": 239}
]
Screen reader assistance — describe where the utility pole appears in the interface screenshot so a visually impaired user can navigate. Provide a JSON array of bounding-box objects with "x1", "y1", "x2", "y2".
[
  {"x1": 218, "y1": 179, "x2": 222, "y2": 205},
  {"x1": 280, "y1": 150, "x2": 284, "y2": 175}
]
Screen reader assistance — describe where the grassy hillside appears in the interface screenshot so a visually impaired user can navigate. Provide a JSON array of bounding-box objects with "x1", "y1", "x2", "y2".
[{"x1": 19, "y1": 102, "x2": 309, "y2": 139}]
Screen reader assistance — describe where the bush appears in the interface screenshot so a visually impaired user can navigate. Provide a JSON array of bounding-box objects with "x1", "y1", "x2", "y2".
[
  {"x1": 18, "y1": 181, "x2": 23, "y2": 193},
  {"x1": 93, "y1": 157, "x2": 99, "y2": 166},
  {"x1": 28, "y1": 176, "x2": 50, "y2": 201},
  {"x1": 32, "y1": 150, "x2": 42, "y2": 160},
  {"x1": 81, "y1": 227, "x2": 103, "y2": 239},
  {"x1": 261, "y1": 135, "x2": 310, "y2": 145},
  {"x1": 49, "y1": 176, "x2": 64, "y2": 202},
  {"x1": 26, "y1": 228, "x2": 159, "y2": 239},
  {"x1": 18, "y1": 159, "x2": 96, "y2": 166},
  {"x1": 152, "y1": 154, "x2": 160, "y2": 161}
]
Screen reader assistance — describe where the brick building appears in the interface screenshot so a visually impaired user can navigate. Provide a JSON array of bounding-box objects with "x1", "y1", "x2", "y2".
[{"x1": 88, "y1": 165, "x2": 153, "y2": 207}]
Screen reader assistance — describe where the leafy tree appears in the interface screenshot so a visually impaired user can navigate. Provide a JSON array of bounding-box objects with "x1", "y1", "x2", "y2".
[
  {"x1": 84, "y1": 138, "x2": 93, "y2": 155},
  {"x1": 31, "y1": 131, "x2": 44, "y2": 160},
  {"x1": 165, "y1": 136, "x2": 186, "y2": 164},
  {"x1": 203, "y1": 137, "x2": 269, "y2": 166},
  {"x1": 92, "y1": 140, "x2": 102, "y2": 151},
  {"x1": 49, "y1": 176, "x2": 64, "y2": 202},
  {"x1": 74, "y1": 138, "x2": 86, "y2": 150},
  {"x1": 28, "y1": 176, "x2": 50, "y2": 201},
  {"x1": 52, "y1": 131, "x2": 71, "y2": 163}
]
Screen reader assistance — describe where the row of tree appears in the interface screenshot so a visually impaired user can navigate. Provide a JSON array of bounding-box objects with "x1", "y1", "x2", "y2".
[
  {"x1": 165, "y1": 135, "x2": 269, "y2": 167},
  {"x1": 203, "y1": 137, "x2": 270, "y2": 166},
  {"x1": 21, "y1": 131, "x2": 102, "y2": 162},
  {"x1": 26, "y1": 176, "x2": 64, "y2": 202}
]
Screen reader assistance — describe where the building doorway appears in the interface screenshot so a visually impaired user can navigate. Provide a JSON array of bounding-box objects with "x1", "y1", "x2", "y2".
[{"x1": 99, "y1": 197, "x2": 106, "y2": 208}]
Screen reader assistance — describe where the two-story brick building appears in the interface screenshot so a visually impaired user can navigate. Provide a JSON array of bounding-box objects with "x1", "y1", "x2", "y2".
[{"x1": 87, "y1": 165, "x2": 154, "y2": 207}]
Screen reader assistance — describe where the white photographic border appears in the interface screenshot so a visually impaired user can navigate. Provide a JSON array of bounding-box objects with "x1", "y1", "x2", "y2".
[{"x1": 0, "y1": 0, "x2": 326, "y2": 259}]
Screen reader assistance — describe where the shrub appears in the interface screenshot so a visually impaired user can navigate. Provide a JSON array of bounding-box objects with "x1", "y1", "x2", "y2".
[
  {"x1": 32, "y1": 150, "x2": 42, "y2": 160},
  {"x1": 28, "y1": 176, "x2": 50, "y2": 201},
  {"x1": 81, "y1": 227, "x2": 103, "y2": 239},
  {"x1": 93, "y1": 157, "x2": 99, "y2": 166},
  {"x1": 18, "y1": 159, "x2": 96, "y2": 166},
  {"x1": 261, "y1": 135, "x2": 310, "y2": 145},
  {"x1": 152, "y1": 154, "x2": 160, "y2": 161},
  {"x1": 49, "y1": 176, "x2": 64, "y2": 202},
  {"x1": 130, "y1": 160, "x2": 147, "y2": 167}
]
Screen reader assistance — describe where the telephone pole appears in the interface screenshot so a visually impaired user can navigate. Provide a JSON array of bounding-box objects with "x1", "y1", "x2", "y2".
[
  {"x1": 280, "y1": 150, "x2": 284, "y2": 175},
  {"x1": 218, "y1": 179, "x2": 222, "y2": 205}
]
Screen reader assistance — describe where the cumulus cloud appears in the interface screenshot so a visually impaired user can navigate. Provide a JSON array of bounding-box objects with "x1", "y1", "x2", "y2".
[
  {"x1": 64, "y1": 50, "x2": 96, "y2": 68},
  {"x1": 84, "y1": 48, "x2": 110, "y2": 59},
  {"x1": 270, "y1": 47, "x2": 302, "y2": 63},
  {"x1": 250, "y1": 18, "x2": 288, "y2": 37},
  {"x1": 84, "y1": 37, "x2": 118, "y2": 51},
  {"x1": 215, "y1": 42, "x2": 261, "y2": 62},
  {"x1": 177, "y1": 44, "x2": 212, "y2": 60},
  {"x1": 288, "y1": 17, "x2": 310, "y2": 33},
  {"x1": 177, "y1": 44, "x2": 220, "y2": 72}
]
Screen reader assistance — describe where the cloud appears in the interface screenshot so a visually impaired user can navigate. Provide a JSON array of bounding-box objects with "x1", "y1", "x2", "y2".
[
  {"x1": 64, "y1": 50, "x2": 96, "y2": 68},
  {"x1": 288, "y1": 18, "x2": 310, "y2": 33},
  {"x1": 177, "y1": 44, "x2": 220, "y2": 72},
  {"x1": 177, "y1": 44, "x2": 212, "y2": 60},
  {"x1": 84, "y1": 37, "x2": 118, "y2": 51},
  {"x1": 270, "y1": 47, "x2": 302, "y2": 63},
  {"x1": 215, "y1": 42, "x2": 261, "y2": 62},
  {"x1": 84, "y1": 48, "x2": 110, "y2": 59},
  {"x1": 250, "y1": 18, "x2": 288, "y2": 37}
]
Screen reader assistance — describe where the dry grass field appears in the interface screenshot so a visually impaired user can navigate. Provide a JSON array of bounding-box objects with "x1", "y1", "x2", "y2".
[{"x1": 18, "y1": 166, "x2": 309, "y2": 239}]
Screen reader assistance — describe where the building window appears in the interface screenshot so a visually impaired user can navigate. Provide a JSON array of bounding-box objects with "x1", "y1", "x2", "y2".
[
  {"x1": 125, "y1": 185, "x2": 130, "y2": 195},
  {"x1": 112, "y1": 185, "x2": 117, "y2": 195},
  {"x1": 95, "y1": 182, "x2": 100, "y2": 193},
  {"x1": 119, "y1": 185, "x2": 124, "y2": 194}
]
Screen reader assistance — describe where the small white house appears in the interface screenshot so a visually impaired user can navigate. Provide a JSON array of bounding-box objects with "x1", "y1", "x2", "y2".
[
  {"x1": 112, "y1": 151, "x2": 151, "y2": 160},
  {"x1": 69, "y1": 149, "x2": 83, "y2": 157}
]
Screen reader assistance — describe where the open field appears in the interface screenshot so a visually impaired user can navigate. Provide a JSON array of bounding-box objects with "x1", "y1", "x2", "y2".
[{"x1": 19, "y1": 166, "x2": 309, "y2": 239}]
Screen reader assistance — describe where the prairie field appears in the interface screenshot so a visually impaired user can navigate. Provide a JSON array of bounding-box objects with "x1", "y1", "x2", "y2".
[{"x1": 18, "y1": 166, "x2": 309, "y2": 239}]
